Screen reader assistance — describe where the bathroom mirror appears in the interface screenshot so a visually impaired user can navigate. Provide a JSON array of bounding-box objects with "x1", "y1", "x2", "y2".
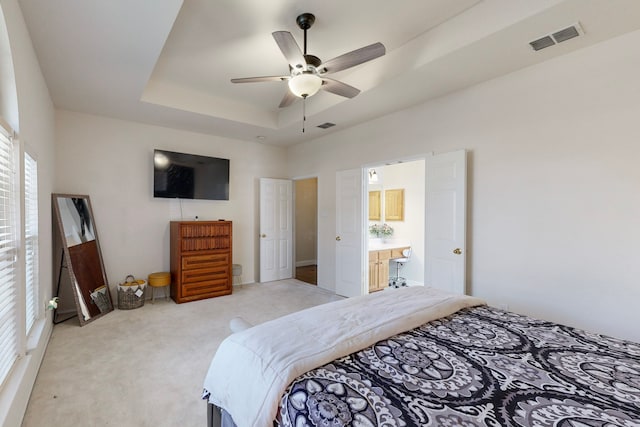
[{"x1": 52, "y1": 194, "x2": 113, "y2": 325}]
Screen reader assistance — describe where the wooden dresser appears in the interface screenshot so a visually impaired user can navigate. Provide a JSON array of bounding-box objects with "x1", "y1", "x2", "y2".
[{"x1": 170, "y1": 221, "x2": 232, "y2": 303}]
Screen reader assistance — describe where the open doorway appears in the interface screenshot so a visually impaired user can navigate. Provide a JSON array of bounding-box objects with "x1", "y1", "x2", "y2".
[
  {"x1": 335, "y1": 151, "x2": 466, "y2": 297},
  {"x1": 294, "y1": 177, "x2": 318, "y2": 285},
  {"x1": 366, "y1": 160, "x2": 425, "y2": 292}
]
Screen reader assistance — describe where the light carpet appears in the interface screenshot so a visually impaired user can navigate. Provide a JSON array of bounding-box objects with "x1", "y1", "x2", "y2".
[{"x1": 21, "y1": 280, "x2": 342, "y2": 427}]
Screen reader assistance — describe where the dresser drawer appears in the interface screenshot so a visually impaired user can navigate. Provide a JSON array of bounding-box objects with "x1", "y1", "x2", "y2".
[
  {"x1": 180, "y1": 222, "x2": 231, "y2": 238},
  {"x1": 182, "y1": 266, "x2": 228, "y2": 284},
  {"x1": 181, "y1": 253, "x2": 229, "y2": 270},
  {"x1": 181, "y1": 236, "x2": 231, "y2": 251},
  {"x1": 181, "y1": 279, "x2": 230, "y2": 298},
  {"x1": 391, "y1": 247, "x2": 410, "y2": 259},
  {"x1": 377, "y1": 250, "x2": 391, "y2": 261}
]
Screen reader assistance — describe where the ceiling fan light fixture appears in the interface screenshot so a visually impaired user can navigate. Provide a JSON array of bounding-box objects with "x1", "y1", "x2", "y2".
[
  {"x1": 231, "y1": 12, "x2": 385, "y2": 112},
  {"x1": 288, "y1": 72, "x2": 322, "y2": 98}
]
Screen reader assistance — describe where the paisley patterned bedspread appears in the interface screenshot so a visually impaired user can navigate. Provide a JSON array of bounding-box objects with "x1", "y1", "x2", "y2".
[{"x1": 277, "y1": 306, "x2": 640, "y2": 426}]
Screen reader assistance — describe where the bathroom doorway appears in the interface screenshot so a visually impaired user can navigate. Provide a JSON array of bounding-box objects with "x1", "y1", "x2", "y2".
[
  {"x1": 366, "y1": 160, "x2": 425, "y2": 290},
  {"x1": 294, "y1": 177, "x2": 318, "y2": 285}
]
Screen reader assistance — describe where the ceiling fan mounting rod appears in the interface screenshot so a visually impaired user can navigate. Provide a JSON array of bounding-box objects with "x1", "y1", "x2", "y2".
[{"x1": 296, "y1": 13, "x2": 315, "y2": 56}]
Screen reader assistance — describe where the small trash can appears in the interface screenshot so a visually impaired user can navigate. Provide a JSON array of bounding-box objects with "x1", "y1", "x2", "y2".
[{"x1": 232, "y1": 264, "x2": 242, "y2": 285}]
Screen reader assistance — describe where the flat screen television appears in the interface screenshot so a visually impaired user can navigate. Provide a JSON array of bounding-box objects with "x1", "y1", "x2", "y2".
[{"x1": 153, "y1": 149, "x2": 229, "y2": 200}]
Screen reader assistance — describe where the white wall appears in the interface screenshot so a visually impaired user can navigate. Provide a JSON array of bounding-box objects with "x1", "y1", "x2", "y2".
[
  {"x1": 55, "y1": 110, "x2": 288, "y2": 292},
  {"x1": 0, "y1": 0, "x2": 55, "y2": 425},
  {"x1": 288, "y1": 29, "x2": 640, "y2": 343}
]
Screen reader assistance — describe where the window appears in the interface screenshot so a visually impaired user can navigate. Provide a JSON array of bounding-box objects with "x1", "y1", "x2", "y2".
[
  {"x1": 24, "y1": 152, "x2": 38, "y2": 334},
  {"x1": 0, "y1": 122, "x2": 17, "y2": 386}
]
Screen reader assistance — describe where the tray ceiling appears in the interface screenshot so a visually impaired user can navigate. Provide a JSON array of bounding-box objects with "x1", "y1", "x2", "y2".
[{"x1": 18, "y1": 0, "x2": 640, "y2": 146}]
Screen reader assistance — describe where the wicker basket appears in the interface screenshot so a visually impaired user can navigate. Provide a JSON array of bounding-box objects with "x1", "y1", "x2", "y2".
[{"x1": 117, "y1": 275, "x2": 146, "y2": 310}]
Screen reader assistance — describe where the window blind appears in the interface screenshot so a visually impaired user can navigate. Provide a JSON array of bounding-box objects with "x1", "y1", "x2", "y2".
[
  {"x1": 25, "y1": 152, "x2": 38, "y2": 334},
  {"x1": 0, "y1": 123, "x2": 17, "y2": 387}
]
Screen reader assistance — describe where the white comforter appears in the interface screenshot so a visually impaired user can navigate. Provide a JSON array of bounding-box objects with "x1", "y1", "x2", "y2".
[{"x1": 203, "y1": 286, "x2": 485, "y2": 427}]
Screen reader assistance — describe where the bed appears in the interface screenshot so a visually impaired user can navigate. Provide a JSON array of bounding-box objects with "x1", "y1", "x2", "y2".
[{"x1": 202, "y1": 287, "x2": 640, "y2": 427}]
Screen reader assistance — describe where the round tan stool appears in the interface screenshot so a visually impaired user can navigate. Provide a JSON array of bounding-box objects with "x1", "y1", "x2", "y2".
[{"x1": 148, "y1": 272, "x2": 170, "y2": 303}]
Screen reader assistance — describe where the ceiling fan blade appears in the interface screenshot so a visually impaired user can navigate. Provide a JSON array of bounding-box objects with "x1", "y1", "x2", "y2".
[
  {"x1": 279, "y1": 90, "x2": 297, "y2": 108},
  {"x1": 321, "y1": 78, "x2": 360, "y2": 98},
  {"x1": 231, "y1": 76, "x2": 289, "y2": 83},
  {"x1": 319, "y1": 42, "x2": 386, "y2": 74},
  {"x1": 272, "y1": 31, "x2": 306, "y2": 70}
]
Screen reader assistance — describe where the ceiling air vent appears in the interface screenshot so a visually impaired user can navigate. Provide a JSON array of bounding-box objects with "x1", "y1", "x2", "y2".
[
  {"x1": 529, "y1": 36, "x2": 555, "y2": 51},
  {"x1": 529, "y1": 22, "x2": 583, "y2": 51},
  {"x1": 317, "y1": 122, "x2": 336, "y2": 129},
  {"x1": 552, "y1": 25, "x2": 580, "y2": 43}
]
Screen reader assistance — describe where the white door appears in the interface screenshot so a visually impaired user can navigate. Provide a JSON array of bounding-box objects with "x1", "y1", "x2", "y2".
[
  {"x1": 425, "y1": 150, "x2": 467, "y2": 294},
  {"x1": 260, "y1": 178, "x2": 293, "y2": 282},
  {"x1": 335, "y1": 169, "x2": 364, "y2": 297}
]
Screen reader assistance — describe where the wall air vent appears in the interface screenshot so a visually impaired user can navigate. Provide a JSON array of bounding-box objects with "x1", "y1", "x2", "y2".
[
  {"x1": 317, "y1": 122, "x2": 336, "y2": 129},
  {"x1": 529, "y1": 22, "x2": 583, "y2": 51}
]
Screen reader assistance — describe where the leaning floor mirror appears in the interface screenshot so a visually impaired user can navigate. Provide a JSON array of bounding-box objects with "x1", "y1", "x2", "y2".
[{"x1": 52, "y1": 194, "x2": 113, "y2": 325}]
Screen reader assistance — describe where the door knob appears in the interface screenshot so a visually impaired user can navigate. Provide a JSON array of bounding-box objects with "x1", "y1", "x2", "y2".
[
  {"x1": 336, "y1": 236, "x2": 341, "y2": 241},
  {"x1": 260, "y1": 234, "x2": 266, "y2": 238},
  {"x1": 453, "y1": 248, "x2": 462, "y2": 255}
]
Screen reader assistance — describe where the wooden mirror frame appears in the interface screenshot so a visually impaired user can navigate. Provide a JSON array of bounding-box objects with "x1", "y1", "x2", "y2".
[{"x1": 52, "y1": 194, "x2": 113, "y2": 326}]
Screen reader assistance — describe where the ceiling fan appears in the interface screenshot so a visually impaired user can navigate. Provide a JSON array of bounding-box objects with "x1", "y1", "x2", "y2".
[{"x1": 231, "y1": 13, "x2": 386, "y2": 108}]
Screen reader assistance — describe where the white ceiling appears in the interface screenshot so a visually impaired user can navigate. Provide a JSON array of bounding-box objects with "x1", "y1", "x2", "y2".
[{"x1": 17, "y1": 0, "x2": 640, "y2": 146}]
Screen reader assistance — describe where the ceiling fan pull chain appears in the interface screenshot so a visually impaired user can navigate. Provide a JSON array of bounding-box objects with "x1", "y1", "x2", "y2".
[{"x1": 302, "y1": 96, "x2": 306, "y2": 133}]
